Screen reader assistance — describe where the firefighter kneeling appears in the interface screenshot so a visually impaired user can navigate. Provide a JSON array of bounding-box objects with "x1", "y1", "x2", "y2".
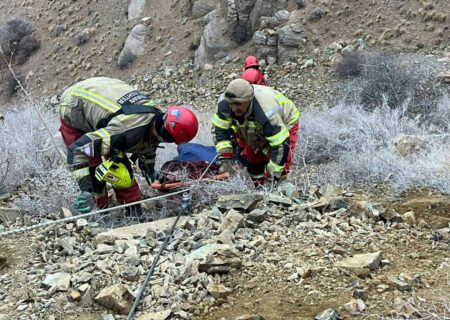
[
  {"x1": 59, "y1": 77, "x2": 199, "y2": 216},
  {"x1": 212, "y1": 78, "x2": 300, "y2": 186}
]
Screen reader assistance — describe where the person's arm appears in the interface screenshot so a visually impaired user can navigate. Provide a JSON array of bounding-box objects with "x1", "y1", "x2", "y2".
[{"x1": 212, "y1": 99, "x2": 233, "y2": 159}]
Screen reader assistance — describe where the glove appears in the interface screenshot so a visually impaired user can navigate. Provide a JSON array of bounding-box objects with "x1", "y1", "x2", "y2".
[
  {"x1": 218, "y1": 158, "x2": 235, "y2": 174},
  {"x1": 73, "y1": 191, "x2": 94, "y2": 213},
  {"x1": 138, "y1": 157, "x2": 157, "y2": 182}
]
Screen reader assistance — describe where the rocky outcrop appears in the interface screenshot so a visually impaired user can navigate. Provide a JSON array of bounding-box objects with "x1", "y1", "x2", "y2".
[
  {"x1": 194, "y1": 0, "x2": 288, "y2": 69},
  {"x1": 118, "y1": 24, "x2": 147, "y2": 68},
  {"x1": 128, "y1": 0, "x2": 146, "y2": 20}
]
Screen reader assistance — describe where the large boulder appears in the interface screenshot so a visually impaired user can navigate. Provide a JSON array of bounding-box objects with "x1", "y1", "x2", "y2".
[
  {"x1": 194, "y1": 0, "x2": 288, "y2": 69},
  {"x1": 192, "y1": 0, "x2": 217, "y2": 18},
  {"x1": 194, "y1": 12, "x2": 238, "y2": 70},
  {"x1": 118, "y1": 24, "x2": 147, "y2": 68},
  {"x1": 277, "y1": 21, "x2": 305, "y2": 63},
  {"x1": 128, "y1": 0, "x2": 146, "y2": 20}
]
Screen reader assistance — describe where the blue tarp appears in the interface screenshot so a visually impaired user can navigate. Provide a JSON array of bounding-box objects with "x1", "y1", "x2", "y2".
[{"x1": 174, "y1": 143, "x2": 217, "y2": 163}]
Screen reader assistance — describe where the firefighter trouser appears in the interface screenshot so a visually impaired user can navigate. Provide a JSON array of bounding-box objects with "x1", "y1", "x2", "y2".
[
  {"x1": 236, "y1": 123, "x2": 299, "y2": 182},
  {"x1": 59, "y1": 120, "x2": 141, "y2": 208}
]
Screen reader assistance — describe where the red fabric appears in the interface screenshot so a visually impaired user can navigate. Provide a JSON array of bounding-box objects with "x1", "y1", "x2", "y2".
[
  {"x1": 59, "y1": 120, "x2": 102, "y2": 167},
  {"x1": 59, "y1": 119, "x2": 142, "y2": 205},
  {"x1": 241, "y1": 68, "x2": 267, "y2": 85},
  {"x1": 93, "y1": 192, "x2": 109, "y2": 209},
  {"x1": 114, "y1": 181, "x2": 141, "y2": 204},
  {"x1": 238, "y1": 123, "x2": 299, "y2": 175}
]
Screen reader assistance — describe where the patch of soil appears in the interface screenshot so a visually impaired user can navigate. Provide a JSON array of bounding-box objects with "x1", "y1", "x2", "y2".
[
  {"x1": 389, "y1": 190, "x2": 450, "y2": 229},
  {"x1": 0, "y1": 237, "x2": 31, "y2": 274}
]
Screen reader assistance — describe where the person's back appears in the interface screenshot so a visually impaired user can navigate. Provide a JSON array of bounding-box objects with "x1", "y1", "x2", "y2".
[{"x1": 241, "y1": 55, "x2": 267, "y2": 85}]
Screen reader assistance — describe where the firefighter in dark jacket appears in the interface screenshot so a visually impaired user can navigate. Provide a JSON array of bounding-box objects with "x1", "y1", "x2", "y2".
[
  {"x1": 59, "y1": 77, "x2": 199, "y2": 214},
  {"x1": 212, "y1": 78, "x2": 299, "y2": 185}
]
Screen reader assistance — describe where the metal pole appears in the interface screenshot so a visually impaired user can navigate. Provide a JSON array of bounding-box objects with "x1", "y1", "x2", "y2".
[{"x1": 127, "y1": 192, "x2": 191, "y2": 320}]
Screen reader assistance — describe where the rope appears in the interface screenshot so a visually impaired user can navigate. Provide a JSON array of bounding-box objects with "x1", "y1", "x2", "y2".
[{"x1": 0, "y1": 189, "x2": 188, "y2": 237}]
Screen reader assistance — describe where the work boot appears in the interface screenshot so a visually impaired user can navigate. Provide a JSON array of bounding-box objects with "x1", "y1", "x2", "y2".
[{"x1": 125, "y1": 203, "x2": 145, "y2": 222}]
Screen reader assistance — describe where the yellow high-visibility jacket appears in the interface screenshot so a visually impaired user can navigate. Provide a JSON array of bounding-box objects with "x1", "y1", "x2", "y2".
[{"x1": 212, "y1": 85, "x2": 300, "y2": 175}]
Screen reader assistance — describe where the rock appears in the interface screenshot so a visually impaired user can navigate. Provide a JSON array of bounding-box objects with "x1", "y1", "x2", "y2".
[
  {"x1": 186, "y1": 244, "x2": 241, "y2": 274},
  {"x1": 0, "y1": 206, "x2": 22, "y2": 224},
  {"x1": 136, "y1": 309, "x2": 171, "y2": 320},
  {"x1": 438, "y1": 70, "x2": 450, "y2": 83},
  {"x1": 342, "y1": 299, "x2": 366, "y2": 315},
  {"x1": 336, "y1": 252, "x2": 382, "y2": 271},
  {"x1": 94, "y1": 284, "x2": 134, "y2": 315},
  {"x1": 69, "y1": 289, "x2": 82, "y2": 301},
  {"x1": 96, "y1": 244, "x2": 115, "y2": 254},
  {"x1": 355, "y1": 201, "x2": 385, "y2": 219},
  {"x1": 192, "y1": 0, "x2": 216, "y2": 18},
  {"x1": 42, "y1": 272, "x2": 71, "y2": 291},
  {"x1": 216, "y1": 194, "x2": 263, "y2": 211},
  {"x1": 95, "y1": 216, "x2": 188, "y2": 242},
  {"x1": 60, "y1": 207, "x2": 73, "y2": 218},
  {"x1": 402, "y1": 211, "x2": 416, "y2": 225},
  {"x1": 128, "y1": 0, "x2": 145, "y2": 20},
  {"x1": 391, "y1": 278, "x2": 412, "y2": 292},
  {"x1": 235, "y1": 315, "x2": 265, "y2": 320},
  {"x1": 352, "y1": 289, "x2": 367, "y2": 301},
  {"x1": 246, "y1": 208, "x2": 268, "y2": 223},
  {"x1": 277, "y1": 22, "x2": 305, "y2": 63},
  {"x1": 394, "y1": 134, "x2": 427, "y2": 157},
  {"x1": 118, "y1": 24, "x2": 147, "y2": 68},
  {"x1": 219, "y1": 209, "x2": 244, "y2": 233},
  {"x1": 315, "y1": 308, "x2": 339, "y2": 320},
  {"x1": 59, "y1": 236, "x2": 76, "y2": 255},
  {"x1": 121, "y1": 266, "x2": 140, "y2": 281},
  {"x1": 266, "y1": 193, "x2": 292, "y2": 206},
  {"x1": 207, "y1": 283, "x2": 233, "y2": 299}
]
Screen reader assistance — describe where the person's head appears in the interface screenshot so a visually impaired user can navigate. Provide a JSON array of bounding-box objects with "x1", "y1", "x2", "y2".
[
  {"x1": 224, "y1": 79, "x2": 254, "y2": 117},
  {"x1": 153, "y1": 106, "x2": 198, "y2": 144},
  {"x1": 244, "y1": 55, "x2": 260, "y2": 70},
  {"x1": 241, "y1": 68, "x2": 265, "y2": 85}
]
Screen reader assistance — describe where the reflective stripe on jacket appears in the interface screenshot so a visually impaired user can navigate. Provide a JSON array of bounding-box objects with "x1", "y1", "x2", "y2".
[
  {"x1": 59, "y1": 77, "x2": 160, "y2": 169},
  {"x1": 212, "y1": 85, "x2": 300, "y2": 175}
]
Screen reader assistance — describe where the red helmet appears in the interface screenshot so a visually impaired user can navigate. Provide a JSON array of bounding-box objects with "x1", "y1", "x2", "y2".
[
  {"x1": 164, "y1": 106, "x2": 199, "y2": 145},
  {"x1": 241, "y1": 68, "x2": 265, "y2": 85},
  {"x1": 244, "y1": 55, "x2": 259, "y2": 69}
]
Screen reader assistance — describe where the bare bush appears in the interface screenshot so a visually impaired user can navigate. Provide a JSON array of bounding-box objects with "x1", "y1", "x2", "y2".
[
  {"x1": 0, "y1": 18, "x2": 40, "y2": 65},
  {"x1": 0, "y1": 105, "x2": 77, "y2": 215},
  {"x1": 5, "y1": 73, "x2": 23, "y2": 99},
  {"x1": 334, "y1": 52, "x2": 447, "y2": 117},
  {"x1": 295, "y1": 97, "x2": 450, "y2": 194},
  {"x1": 334, "y1": 51, "x2": 365, "y2": 79},
  {"x1": 308, "y1": 7, "x2": 324, "y2": 21}
]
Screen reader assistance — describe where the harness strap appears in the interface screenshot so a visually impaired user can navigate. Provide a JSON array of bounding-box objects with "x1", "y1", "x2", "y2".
[{"x1": 96, "y1": 104, "x2": 162, "y2": 129}]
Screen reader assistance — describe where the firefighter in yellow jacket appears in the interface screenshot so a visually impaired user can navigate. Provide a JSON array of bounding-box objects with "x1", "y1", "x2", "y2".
[
  {"x1": 212, "y1": 78, "x2": 300, "y2": 185},
  {"x1": 59, "y1": 77, "x2": 198, "y2": 215}
]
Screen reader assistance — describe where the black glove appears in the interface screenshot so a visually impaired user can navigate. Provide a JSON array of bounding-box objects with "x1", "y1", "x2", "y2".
[{"x1": 138, "y1": 157, "x2": 158, "y2": 182}]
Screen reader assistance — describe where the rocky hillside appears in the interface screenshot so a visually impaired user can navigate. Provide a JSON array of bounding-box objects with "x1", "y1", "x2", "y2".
[
  {"x1": 0, "y1": 0, "x2": 449, "y2": 320},
  {"x1": 0, "y1": 0, "x2": 449, "y2": 104},
  {"x1": 0, "y1": 186, "x2": 449, "y2": 320}
]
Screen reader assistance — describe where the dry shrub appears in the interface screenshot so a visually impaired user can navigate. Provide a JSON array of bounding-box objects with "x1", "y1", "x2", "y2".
[
  {"x1": 0, "y1": 105, "x2": 77, "y2": 215},
  {"x1": 334, "y1": 51, "x2": 365, "y2": 79},
  {"x1": 0, "y1": 17, "x2": 40, "y2": 65},
  {"x1": 295, "y1": 97, "x2": 450, "y2": 194}
]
